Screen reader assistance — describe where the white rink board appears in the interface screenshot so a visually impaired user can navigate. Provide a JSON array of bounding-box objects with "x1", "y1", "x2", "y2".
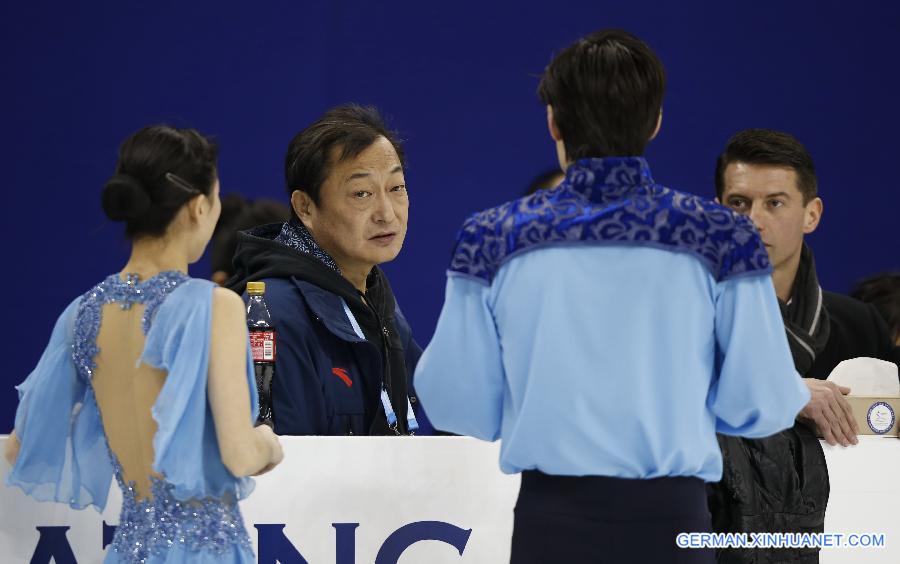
[{"x1": 1, "y1": 435, "x2": 897, "y2": 563}]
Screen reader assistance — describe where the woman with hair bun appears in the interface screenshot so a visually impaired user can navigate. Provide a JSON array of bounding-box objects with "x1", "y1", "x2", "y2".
[{"x1": 3, "y1": 125, "x2": 282, "y2": 563}]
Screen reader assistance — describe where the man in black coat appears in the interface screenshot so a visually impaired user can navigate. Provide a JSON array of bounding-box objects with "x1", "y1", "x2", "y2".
[
  {"x1": 708, "y1": 129, "x2": 900, "y2": 563},
  {"x1": 851, "y1": 273, "x2": 900, "y2": 347}
]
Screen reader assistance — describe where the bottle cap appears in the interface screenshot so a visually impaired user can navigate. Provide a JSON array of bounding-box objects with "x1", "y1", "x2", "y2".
[{"x1": 247, "y1": 281, "x2": 265, "y2": 294}]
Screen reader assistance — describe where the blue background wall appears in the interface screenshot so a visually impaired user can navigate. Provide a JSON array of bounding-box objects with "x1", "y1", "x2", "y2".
[{"x1": 2, "y1": 1, "x2": 898, "y2": 429}]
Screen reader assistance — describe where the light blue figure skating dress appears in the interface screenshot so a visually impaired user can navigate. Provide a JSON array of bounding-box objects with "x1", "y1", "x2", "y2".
[{"x1": 7, "y1": 272, "x2": 258, "y2": 562}]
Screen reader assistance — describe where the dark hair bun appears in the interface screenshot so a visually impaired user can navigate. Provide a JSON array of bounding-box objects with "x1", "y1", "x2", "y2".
[{"x1": 102, "y1": 174, "x2": 151, "y2": 221}]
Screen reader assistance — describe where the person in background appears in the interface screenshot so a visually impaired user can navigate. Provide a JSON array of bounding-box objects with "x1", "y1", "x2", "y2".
[
  {"x1": 4, "y1": 125, "x2": 282, "y2": 563},
  {"x1": 210, "y1": 196, "x2": 290, "y2": 285},
  {"x1": 851, "y1": 272, "x2": 900, "y2": 346},
  {"x1": 524, "y1": 169, "x2": 565, "y2": 195},
  {"x1": 414, "y1": 30, "x2": 808, "y2": 564},
  {"x1": 209, "y1": 193, "x2": 251, "y2": 283},
  {"x1": 227, "y1": 104, "x2": 432, "y2": 436}
]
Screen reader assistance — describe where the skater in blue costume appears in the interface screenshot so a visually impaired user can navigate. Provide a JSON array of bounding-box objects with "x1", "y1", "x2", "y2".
[{"x1": 4, "y1": 125, "x2": 283, "y2": 563}]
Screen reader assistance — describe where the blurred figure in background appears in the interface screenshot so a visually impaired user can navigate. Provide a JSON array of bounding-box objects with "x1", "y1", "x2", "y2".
[
  {"x1": 851, "y1": 272, "x2": 900, "y2": 346},
  {"x1": 210, "y1": 195, "x2": 290, "y2": 285},
  {"x1": 524, "y1": 169, "x2": 565, "y2": 195}
]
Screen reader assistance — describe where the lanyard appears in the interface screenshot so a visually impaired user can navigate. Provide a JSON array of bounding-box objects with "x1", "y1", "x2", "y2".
[
  {"x1": 379, "y1": 389, "x2": 419, "y2": 434},
  {"x1": 342, "y1": 299, "x2": 420, "y2": 435}
]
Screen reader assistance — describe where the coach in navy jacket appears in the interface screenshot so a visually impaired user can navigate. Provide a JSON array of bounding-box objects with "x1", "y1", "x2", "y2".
[{"x1": 227, "y1": 105, "x2": 432, "y2": 436}]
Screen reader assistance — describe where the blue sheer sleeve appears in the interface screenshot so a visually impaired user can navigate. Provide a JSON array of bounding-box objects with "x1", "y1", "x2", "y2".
[
  {"x1": 7, "y1": 297, "x2": 114, "y2": 511},
  {"x1": 141, "y1": 279, "x2": 257, "y2": 501}
]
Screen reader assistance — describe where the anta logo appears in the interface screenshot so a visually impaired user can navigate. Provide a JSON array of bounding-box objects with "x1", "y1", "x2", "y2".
[{"x1": 331, "y1": 367, "x2": 353, "y2": 387}]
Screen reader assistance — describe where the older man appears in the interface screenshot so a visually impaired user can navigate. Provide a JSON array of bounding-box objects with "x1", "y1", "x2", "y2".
[{"x1": 228, "y1": 104, "x2": 431, "y2": 436}]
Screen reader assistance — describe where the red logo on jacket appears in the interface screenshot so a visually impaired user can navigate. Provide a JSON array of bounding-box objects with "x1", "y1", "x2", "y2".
[{"x1": 331, "y1": 367, "x2": 353, "y2": 387}]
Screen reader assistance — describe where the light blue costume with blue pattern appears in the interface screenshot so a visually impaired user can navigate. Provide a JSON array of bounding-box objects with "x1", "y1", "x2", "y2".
[
  {"x1": 415, "y1": 157, "x2": 811, "y2": 482},
  {"x1": 7, "y1": 273, "x2": 257, "y2": 562}
]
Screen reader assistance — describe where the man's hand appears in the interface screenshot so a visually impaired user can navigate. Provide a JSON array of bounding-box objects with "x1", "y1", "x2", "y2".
[
  {"x1": 798, "y1": 379, "x2": 859, "y2": 446},
  {"x1": 4, "y1": 430, "x2": 20, "y2": 466}
]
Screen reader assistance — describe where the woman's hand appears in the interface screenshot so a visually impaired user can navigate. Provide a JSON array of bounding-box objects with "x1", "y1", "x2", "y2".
[{"x1": 251, "y1": 424, "x2": 283, "y2": 476}]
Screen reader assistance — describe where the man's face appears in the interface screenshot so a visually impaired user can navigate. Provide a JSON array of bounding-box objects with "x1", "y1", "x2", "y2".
[
  {"x1": 720, "y1": 162, "x2": 821, "y2": 271},
  {"x1": 302, "y1": 136, "x2": 408, "y2": 274}
]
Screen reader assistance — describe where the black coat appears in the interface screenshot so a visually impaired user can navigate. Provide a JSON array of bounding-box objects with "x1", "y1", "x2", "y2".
[
  {"x1": 709, "y1": 292, "x2": 900, "y2": 564},
  {"x1": 809, "y1": 292, "x2": 900, "y2": 380}
]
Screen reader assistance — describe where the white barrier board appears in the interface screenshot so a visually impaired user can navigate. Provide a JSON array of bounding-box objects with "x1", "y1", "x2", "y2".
[{"x1": 0, "y1": 435, "x2": 896, "y2": 563}]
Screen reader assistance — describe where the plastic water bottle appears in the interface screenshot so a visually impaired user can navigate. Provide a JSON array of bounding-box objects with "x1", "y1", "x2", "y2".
[{"x1": 247, "y1": 281, "x2": 275, "y2": 427}]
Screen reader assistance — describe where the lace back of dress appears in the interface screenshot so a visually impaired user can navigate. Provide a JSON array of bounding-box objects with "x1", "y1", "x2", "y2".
[{"x1": 92, "y1": 301, "x2": 166, "y2": 500}]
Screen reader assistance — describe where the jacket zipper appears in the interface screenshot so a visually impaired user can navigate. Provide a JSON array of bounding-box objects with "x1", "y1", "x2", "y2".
[{"x1": 362, "y1": 293, "x2": 400, "y2": 434}]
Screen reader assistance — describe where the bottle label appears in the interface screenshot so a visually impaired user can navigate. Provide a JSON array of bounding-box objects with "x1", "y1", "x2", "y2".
[{"x1": 250, "y1": 330, "x2": 276, "y2": 362}]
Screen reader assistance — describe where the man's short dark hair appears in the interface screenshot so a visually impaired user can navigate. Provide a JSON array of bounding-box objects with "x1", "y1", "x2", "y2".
[
  {"x1": 537, "y1": 29, "x2": 666, "y2": 160},
  {"x1": 715, "y1": 129, "x2": 818, "y2": 203},
  {"x1": 851, "y1": 272, "x2": 900, "y2": 343},
  {"x1": 284, "y1": 104, "x2": 405, "y2": 207}
]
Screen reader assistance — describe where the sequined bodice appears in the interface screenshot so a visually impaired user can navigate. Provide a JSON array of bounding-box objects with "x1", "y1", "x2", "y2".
[
  {"x1": 71, "y1": 272, "x2": 253, "y2": 562},
  {"x1": 113, "y1": 472, "x2": 251, "y2": 561},
  {"x1": 72, "y1": 272, "x2": 191, "y2": 380}
]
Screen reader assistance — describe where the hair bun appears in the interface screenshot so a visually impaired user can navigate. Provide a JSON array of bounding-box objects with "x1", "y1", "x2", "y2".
[{"x1": 102, "y1": 174, "x2": 151, "y2": 221}]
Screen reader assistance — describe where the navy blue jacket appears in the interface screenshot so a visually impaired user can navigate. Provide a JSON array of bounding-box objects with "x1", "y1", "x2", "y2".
[{"x1": 227, "y1": 224, "x2": 433, "y2": 436}]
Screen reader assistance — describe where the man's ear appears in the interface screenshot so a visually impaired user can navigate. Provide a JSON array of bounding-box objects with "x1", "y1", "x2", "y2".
[
  {"x1": 649, "y1": 109, "x2": 663, "y2": 141},
  {"x1": 547, "y1": 105, "x2": 570, "y2": 170},
  {"x1": 291, "y1": 189, "x2": 316, "y2": 226},
  {"x1": 546, "y1": 105, "x2": 562, "y2": 142},
  {"x1": 803, "y1": 197, "x2": 823, "y2": 235}
]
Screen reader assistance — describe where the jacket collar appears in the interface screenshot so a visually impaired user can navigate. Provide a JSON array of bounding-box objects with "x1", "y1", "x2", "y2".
[
  {"x1": 290, "y1": 270, "x2": 397, "y2": 345},
  {"x1": 275, "y1": 219, "x2": 342, "y2": 275},
  {"x1": 290, "y1": 278, "x2": 366, "y2": 343},
  {"x1": 564, "y1": 157, "x2": 655, "y2": 206}
]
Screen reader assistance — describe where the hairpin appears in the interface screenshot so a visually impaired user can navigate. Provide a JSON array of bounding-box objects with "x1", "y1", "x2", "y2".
[{"x1": 165, "y1": 172, "x2": 200, "y2": 194}]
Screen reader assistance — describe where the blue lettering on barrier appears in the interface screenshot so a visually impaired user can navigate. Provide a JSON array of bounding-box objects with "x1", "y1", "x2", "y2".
[
  {"x1": 102, "y1": 521, "x2": 117, "y2": 549},
  {"x1": 375, "y1": 521, "x2": 472, "y2": 563},
  {"x1": 30, "y1": 526, "x2": 77, "y2": 564},
  {"x1": 25, "y1": 520, "x2": 472, "y2": 562},
  {"x1": 333, "y1": 522, "x2": 360, "y2": 564},
  {"x1": 255, "y1": 523, "x2": 310, "y2": 563},
  {"x1": 257, "y1": 521, "x2": 471, "y2": 563}
]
